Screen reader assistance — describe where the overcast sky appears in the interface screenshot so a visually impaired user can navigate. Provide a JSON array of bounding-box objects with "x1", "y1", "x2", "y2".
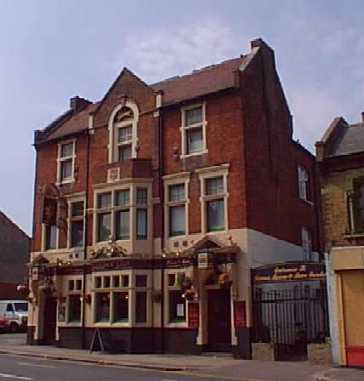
[{"x1": 1, "y1": 0, "x2": 363, "y2": 234}]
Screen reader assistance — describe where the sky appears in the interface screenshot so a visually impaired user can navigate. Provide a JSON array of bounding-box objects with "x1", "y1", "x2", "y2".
[{"x1": 1, "y1": 0, "x2": 364, "y2": 235}]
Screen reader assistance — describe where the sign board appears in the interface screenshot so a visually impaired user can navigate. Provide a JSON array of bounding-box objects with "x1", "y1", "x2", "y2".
[
  {"x1": 253, "y1": 262, "x2": 326, "y2": 284},
  {"x1": 198, "y1": 253, "x2": 209, "y2": 269}
]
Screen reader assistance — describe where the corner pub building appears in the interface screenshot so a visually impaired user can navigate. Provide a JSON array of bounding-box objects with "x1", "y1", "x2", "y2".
[{"x1": 27, "y1": 39, "x2": 319, "y2": 358}]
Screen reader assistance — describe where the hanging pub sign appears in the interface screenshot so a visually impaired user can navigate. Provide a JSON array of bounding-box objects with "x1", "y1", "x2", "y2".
[
  {"x1": 252, "y1": 262, "x2": 326, "y2": 284},
  {"x1": 198, "y1": 252, "x2": 209, "y2": 269}
]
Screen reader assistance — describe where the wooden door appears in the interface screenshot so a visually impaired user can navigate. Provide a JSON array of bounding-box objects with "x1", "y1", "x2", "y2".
[
  {"x1": 43, "y1": 296, "x2": 57, "y2": 344},
  {"x1": 207, "y1": 288, "x2": 231, "y2": 351}
]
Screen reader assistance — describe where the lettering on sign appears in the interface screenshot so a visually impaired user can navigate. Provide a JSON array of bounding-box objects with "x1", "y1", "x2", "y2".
[{"x1": 253, "y1": 263, "x2": 326, "y2": 284}]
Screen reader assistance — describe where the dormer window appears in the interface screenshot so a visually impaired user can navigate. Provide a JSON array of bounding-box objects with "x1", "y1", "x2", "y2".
[
  {"x1": 57, "y1": 140, "x2": 75, "y2": 184},
  {"x1": 108, "y1": 101, "x2": 139, "y2": 163}
]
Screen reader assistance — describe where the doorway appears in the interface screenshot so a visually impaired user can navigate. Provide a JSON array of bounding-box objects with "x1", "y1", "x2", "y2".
[
  {"x1": 207, "y1": 288, "x2": 231, "y2": 352},
  {"x1": 43, "y1": 296, "x2": 57, "y2": 344}
]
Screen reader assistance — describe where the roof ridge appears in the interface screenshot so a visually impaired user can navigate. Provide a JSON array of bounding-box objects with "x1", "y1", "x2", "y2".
[
  {"x1": 0, "y1": 210, "x2": 30, "y2": 239},
  {"x1": 151, "y1": 56, "x2": 243, "y2": 87}
]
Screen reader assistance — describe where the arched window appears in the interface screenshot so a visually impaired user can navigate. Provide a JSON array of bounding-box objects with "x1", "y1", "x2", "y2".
[{"x1": 108, "y1": 101, "x2": 139, "y2": 163}]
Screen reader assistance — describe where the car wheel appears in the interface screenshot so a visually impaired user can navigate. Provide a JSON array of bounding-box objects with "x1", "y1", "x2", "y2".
[{"x1": 9, "y1": 323, "x2": 18, "y2": 333}]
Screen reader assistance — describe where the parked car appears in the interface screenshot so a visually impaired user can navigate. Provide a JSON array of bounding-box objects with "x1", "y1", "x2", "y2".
[{"x1": 0, "y1": 300, "x2": 28, "y2": 333}]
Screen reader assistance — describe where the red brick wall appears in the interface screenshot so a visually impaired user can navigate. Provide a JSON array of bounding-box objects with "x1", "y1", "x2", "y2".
[
  {"x1": 32, "y1": 46, "x2": 319, "y2": 253},
  {"x1": 239, "y1": 43, "x2": 319, "y2": 249}
]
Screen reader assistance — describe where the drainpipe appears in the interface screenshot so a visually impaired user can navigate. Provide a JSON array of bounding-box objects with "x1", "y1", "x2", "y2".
[
  {"x1": 81, "y1": 127, "x2": 91, "y2": 349},
  {"x1": 157, "y1": 102, "x2": 165, "y2": 354}
]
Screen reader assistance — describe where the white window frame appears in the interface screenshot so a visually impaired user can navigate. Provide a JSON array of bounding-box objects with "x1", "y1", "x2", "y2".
[
  {"x1": 180, "y1": 102, "x2": 208, "y2": 158},
  {"x1": 298, "y1": 166, "x2": 310, "y2": 202},
  {"x1": 108, "y1": 100, "x2": 139, "y2": 164},
  {"x1": 163, "y1": 172, "x2": 190, "y2": 240},
  {"x1": 66, "y1": 277, "x2": 83, "y2": 325},
  {"x1": 41, "y1": 222, "x2": 59, "y2": 252},
  {"x1": 165, "y1": 269, "x2": 189, "y2": 328},
  {"x1": 301, "y1": 227, "x2": 312, "y2": 261},
  {"x1": 197, "y1": 164, "x2": 229, "y2": 234},
  {"x1": 67, "y1": 197, "x2": 85, "y2": 249},
  {"x1": 57, "y1": 139, "x2": 76, "y2": 185},
  {"x1": 92, "y1": 181, "x2": 152, "y2": 245}
]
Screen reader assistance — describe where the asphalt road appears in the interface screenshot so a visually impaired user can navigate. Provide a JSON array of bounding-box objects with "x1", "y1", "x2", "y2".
[{"x1": 0, "y1": 354, "x2": 228, "y2": 381}]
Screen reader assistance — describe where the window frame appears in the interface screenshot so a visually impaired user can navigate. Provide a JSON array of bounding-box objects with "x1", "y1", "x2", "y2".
[
  {"x1": 165, "y1": 270, "x2": 188, "y2": 327},
  {"x1": 180, "y1": 103, "x2": 207, "y2": 158},
  {"x1": 42, "y1": 223, "x2": 59, "y2": 251},
  {"x1": 93, "y1": 183, "x2": 152, "y2": 245},
  {"x1": 297, "y1": 165, "x2": 311, "y2": 203},
  {"x1": 197, "y1": 164, "x2": 229, "y2": 234},
  {"x1": 301, "y1": 227, "x2": 313, "y2": 261},
  {"x1": 57, "y1": 139, "x2": 76, "y2": 185},
  {"x1": 108, "y1": 101, "x2": 139, "y2": 164},
  {"x1": 68, "y1": 198, "x2": 85, "y2": 249},
  {"x1": 163, "y1": 172, "x2": 190, "y2": 240}
]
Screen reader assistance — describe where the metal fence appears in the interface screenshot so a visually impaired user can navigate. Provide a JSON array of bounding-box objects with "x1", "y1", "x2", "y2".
[{"x1": 252, "y1": 284, "x2": 329, "y2": 360}]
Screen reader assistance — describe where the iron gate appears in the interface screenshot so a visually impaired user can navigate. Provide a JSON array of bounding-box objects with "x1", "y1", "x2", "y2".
[{"x1": 252, "y1": 285, "x2": 329, "y2": 360}]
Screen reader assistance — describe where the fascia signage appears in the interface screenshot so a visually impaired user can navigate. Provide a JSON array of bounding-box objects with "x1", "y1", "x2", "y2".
[{"x1": 253, "y1": 263, "x2": 326, "y2": 284}]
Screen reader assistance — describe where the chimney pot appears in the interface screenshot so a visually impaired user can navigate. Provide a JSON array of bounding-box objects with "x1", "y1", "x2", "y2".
[{"x1": 361, "y1": 112, "x2": 364, "y2": 123}]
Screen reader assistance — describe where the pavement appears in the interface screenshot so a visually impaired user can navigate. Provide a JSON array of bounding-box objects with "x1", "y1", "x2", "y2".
[{"x1": 0, "y1": 333, "x2": 363, "y2": 381}]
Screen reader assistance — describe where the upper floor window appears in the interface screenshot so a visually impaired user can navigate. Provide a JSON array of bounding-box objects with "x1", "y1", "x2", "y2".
[
  {"x1": 181, "y1": 103, "x2": 207, "y2": 157},
  {"x1": 58, "y1": 141, "x2": 75, "y2": 184},
  {"x1": 45, "y1": 224, "x2": 57, "y2": 250},
  {"x1": 168, "y1": 184, "x2": 186, "y2": 237},
  {"x1": 301, "y1": 227, "x2": 312, "y2": 261},
  {"x1": 108, "y1": 101, "x2": 139, "y2": 163},
  {"x1": 298, "y1": 166, "x2": 310, "y2": 202},
  {"x1": 94, "y1": 185, "x2": 150, "y2": 244},
  {"x1": 69, "y1": 200, "x2": 84, "y2": 248},
  {"x1": 96, "y1": 189, "x2": 130, "y2": 242},
  {"x1": 136, "y1": 188, "x2": 148, "y2": 240},
  {"x1": 348, "y1": 178, "x2": 364, "y2": 234},
  {"x1": 197, "y1": 164, "x2": 229, "y2": 234}
]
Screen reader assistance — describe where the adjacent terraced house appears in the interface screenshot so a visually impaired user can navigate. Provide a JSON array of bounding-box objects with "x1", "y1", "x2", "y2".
[
  {"x1": 0, "y1": 211, "x2": 30, "y2": 299},
  {"x1": 28, "y1": 39, "x2": 320, "y2": 357}
]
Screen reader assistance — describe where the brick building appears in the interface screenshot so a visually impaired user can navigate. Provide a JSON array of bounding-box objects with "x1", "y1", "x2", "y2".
[
  {"x1": 28, "y1": 39, "x2": 319, "y2": 356},
  {"x1": 0, "y1": 211, "x2": 30, "y2": 299},
  {"x1": 317, "y1": 114, "x2": 364, "y2": 367}
]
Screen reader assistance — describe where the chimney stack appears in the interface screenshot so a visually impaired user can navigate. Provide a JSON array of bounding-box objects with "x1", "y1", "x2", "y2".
[{"x1": 70, "y1": 96, "x2": 91, "y2": 113}]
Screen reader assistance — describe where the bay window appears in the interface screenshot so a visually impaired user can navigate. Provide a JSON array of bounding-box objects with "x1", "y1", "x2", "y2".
[
  {"x1": 94, "y1": 185, "x2": 150, "y2": 243},
  {"x1": 136, "y1": 188, "x2": 148, "y2": 240}
]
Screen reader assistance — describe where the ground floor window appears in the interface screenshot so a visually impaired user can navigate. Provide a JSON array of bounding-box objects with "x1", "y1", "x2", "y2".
[
  {"x1": 169, "y1": 290, "x2": 186, "y2": 323},
  {"x1": 68, "y1": 295, "x2": 81, "y2": 322},
  {"x1": 95, "y1": 293, "x2": 110, "y2": 322},
  {"x1": 113, "y1": 292, "x2": 129, "y2": 322},
  {"x1": 135, "y1": 292, "x2": 147, "y2": 323}
]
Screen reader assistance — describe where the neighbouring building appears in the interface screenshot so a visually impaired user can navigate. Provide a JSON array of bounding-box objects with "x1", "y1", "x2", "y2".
[
  {"x1": 317, "y1": 114, "x2": 364, "y2": 367},
  {"x1": 0, "y1": 211, "x2": 30, "y2": 299},
  {"x1": 28, "y1": 38, "x2": 320, "y2": 357}
]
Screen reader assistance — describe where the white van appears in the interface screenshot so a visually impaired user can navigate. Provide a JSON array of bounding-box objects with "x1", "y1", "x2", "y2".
[{"x1": 0, "y1": 300, "x2": 28, "y2": 332}]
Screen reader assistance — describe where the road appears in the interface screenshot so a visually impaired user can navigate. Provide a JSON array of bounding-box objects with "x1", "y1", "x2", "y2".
[{"x1": 0, "y1": 353, "x2": 228, "y2": 381}]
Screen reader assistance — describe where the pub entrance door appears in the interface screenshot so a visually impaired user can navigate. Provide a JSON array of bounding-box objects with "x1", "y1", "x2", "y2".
[
  {"x1": 43, "y1": 296, "x2": 57, "y2": 344},
  {"x1": 207, "y1": 288, "x2": 231, "y2": 352}
]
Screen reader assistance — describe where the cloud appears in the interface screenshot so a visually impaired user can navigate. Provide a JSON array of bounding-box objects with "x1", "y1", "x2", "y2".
[{"x1": 116, "y1": 18, "x2": 243, "y2": 83}]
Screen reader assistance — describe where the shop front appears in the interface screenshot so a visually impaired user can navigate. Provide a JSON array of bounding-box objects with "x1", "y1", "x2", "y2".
[{"x1": 27, "y1": 239, "x2": 250, "y2": 357}]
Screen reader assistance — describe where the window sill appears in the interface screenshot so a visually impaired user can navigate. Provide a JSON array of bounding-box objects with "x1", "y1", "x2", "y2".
[
  {"x1": 299, "y1": 197, "x2": 314, "y2": 206},
  {"x1": 56, "y1": 178, "x2": 75, "y2": 186},
  {"x1": 344, "y1": 232, "x2": 364, "y2": 239},
  {"x1": 180, "y1": 150, "x2": 208, "y2": 159}
]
